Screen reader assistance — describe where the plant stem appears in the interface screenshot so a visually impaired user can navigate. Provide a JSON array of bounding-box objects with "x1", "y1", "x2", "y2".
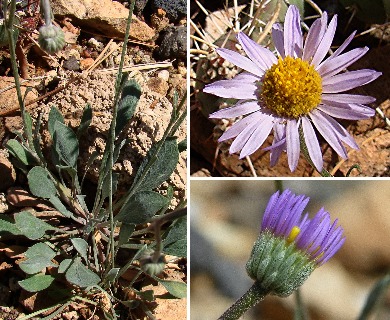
[
  {"x1": 218, "y1": 281, "x2": 269, "y2": 320},
  {"x1": 106, "y1": 0, "x2": 136, "y2": 272},
  {"x1": 5, "y1": 0, "x2": 35, "y2": 151},
  {"x1": 151, "y1": 207, "x2": 186, "y2": 263},
  {"x1": 40, "y1": 0, "x2": 53, "y2": 26},
  {"x1": 298, "y1": 126, "x2": 333, "y2": 177}
]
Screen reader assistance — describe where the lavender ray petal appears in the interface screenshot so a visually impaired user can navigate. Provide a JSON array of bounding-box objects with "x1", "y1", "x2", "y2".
[
  {"x1": 319, "y1": 236, "x2": 345, "y2": 265},
  {"x1": 283, "y1": 5, "x2": 303, "y2": 57},
  {"x1": 318, "y1": 103, "x2": 375, "y2": 120},
  {"x1": 216, "y1": 48, "x2": 264, "y2": 77},
  {"x1": 209, "y1": 100, "x2": 260, "y2": 119},
  {"x1": 311, "y1": 15, "x2": 337, "y2": 67},
  {"x1": 322, "y1": 69, "x2": 382, "y2": 93},
  {"x1": 218, "y1": 112, "x2": 261, "y2": 142},
  {"x1": 230, "y1": 115, "x2": 266, "y2": 154},
  {"x1": 268, "y1": 190, "x2": 293, "y2": 230},
  {"x1": 269, "y1": 123, "x2": 286, "y2": 166},
  {"x1": 237, "y1": 32, "x2": 277, "y2": 70},
  {"x1": 317, "y1": 47, "x2": 369, "y2": 78},
  {"x1": 301, "y1": 117, "x2": 323, "y2": 172},
  {"x1": 239, "y1": 116, "x2": 274, "y2": 158},
  {"x1": 327, "y1": 31, "x2": 356, "y2": 60},
  {"x1": 272, "y1": 23, "x2": 285, "y2": 58},
  {"x1": 300, "y1": 209, "x2": 329, "y2": 249},
  {"x1": 322, "y1": 93, "x2": 376, "y2": 104},
  {"x1": 203, "y1": 78, "x2": 258, "y2": 99},
  {"x1": 286, "y1": 119, "x2": 300, "y2": 172},
  {"x1": 302, "y1": 13, "x2": 327, "y2": 61},
  {"x1": 281, "y1": 195, "x2": 309, "y2": 236},
  {"x1": 262, "y1": 190, "x2": 281, "y2": 230},
  {"x1": 310, "y1": 109, "x2": 348, "y2": 158},
  {"x1": 314, "y1": 110, "x2": 359, "y2": 149}
]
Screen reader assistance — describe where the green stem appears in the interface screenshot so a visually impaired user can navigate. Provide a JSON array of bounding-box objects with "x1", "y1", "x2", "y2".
[
  {"x1": 151, "y1": 207, "x2": 186, "y2": 263},
  {"x1": 106, "y1": 0, "x2": 136, "y2": 272},
  {"x1": 218, "y1": 281, "x2": 269, "y2": 320},
  {"x1": 294, "y1": 288, "x2": 308, "y2": 320},
  {"x1": 274, "y1": 180, "x2": 283, "y2": 192},
  {"x1": 5, "y1": 0, "x2": 35, "y2": 151},
  {"x1": 40, "y1": 0, "x2": 53, "y2": 26},
  {"x1": 298, "y1": 126, "x2": 333, "y2": 177}
]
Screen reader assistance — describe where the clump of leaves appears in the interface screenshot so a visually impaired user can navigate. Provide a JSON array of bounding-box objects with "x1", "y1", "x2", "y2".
[{"x1": 0, "y1": 0, "x2": 187, "y2": 318}]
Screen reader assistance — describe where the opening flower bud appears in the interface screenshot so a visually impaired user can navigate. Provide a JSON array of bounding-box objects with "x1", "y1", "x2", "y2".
[{"x1": 38, "y1": 24, "x2": 65, "y2": 54}]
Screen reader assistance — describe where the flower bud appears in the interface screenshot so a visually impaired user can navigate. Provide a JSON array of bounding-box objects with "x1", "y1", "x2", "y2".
[
  {"x1": 246, "y1": 231, "x2": 315, "y2": 297},
  {"x1": 139, "y1": 250, "x2": 166, "y2": 276},
  {"x1": 38, "y1": 24, "x2": 65, "y2": 54},
  {"x1": 246, "y1": 189, "x2": 345, "y2": 297}
]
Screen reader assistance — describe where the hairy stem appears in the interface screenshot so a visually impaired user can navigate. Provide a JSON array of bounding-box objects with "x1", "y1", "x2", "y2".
[{"x1": 218, "y1": 281, "x2": 269, "y2": 320}]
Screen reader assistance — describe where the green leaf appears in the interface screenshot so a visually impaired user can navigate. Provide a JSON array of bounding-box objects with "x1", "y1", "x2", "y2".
[
  {"x1": 48, "y1": 106, "x2": 65, "y2": 138},
  {"x1": 19, "y1": 243, "x2": 57, "y2": 274},
  {"x1": 58, "y1": 259, "x2": 72, "y2": 273},
  {"x1": 155, "y1": 279, "x2": 187, "y2": 298},
  {"x1": 71, "y1": 238, "x2": 89, "y2": 263},
  {"x1": 53, "y1": 121, "x2": 79, "y2": 168},
  {"x1": 48, "y1": 196, "x2": 73, "y2": 218},
  {"x1": 115, "y1": 191, "x2": 169, "y2": 224},
  {"x1": 135, "y1": 289, "x2": 155, "y2": 301},
  {"x1": 19, "y1": 274, "x2": 55, "y2": 292},
  {"x1": 118, "y1": 223, "x2": 135, "y2": 247},
  {"x1": 77, "y1": 104, "x2": 92, "y2": 138},
  {"x1": 106, "y1": 268, "x2": 120, "y2": 282},
  {"x1": 358, "y1": 274, "x2": 390, "y2": 320},
  {"x1": 6, "y1": 139, "x2": 36, "y2": 165},
  {"x1": 178, "y1": 138, "x2": 187, "y2": 152},
  {"x1": 27, "y1": 166, "x2": 57, "y2": 199},
  {"x1": 115, "y1": 79, "x2": 141, "y2": 136},
  {"x1": 101, "y1": 172, "x2": 119, "y2": 201},
  {"x1": 0, "y1": 215, "x2": 20, "y2": 235},
  {"x1": 25, "y1": 112, "x2": 34, "y2": 148},
  {"x1": 133, "y1": 137, "x2": 179, "y2": 193},
  {"x1": 14, "y1": 211, "x2": 54, "y2": 240},
  {"x1": 162, "y1": 216, "x2": 186, "y2": 257},
  {"x1": 65, "y1": 257, "x2": 100, "y2": 288}
]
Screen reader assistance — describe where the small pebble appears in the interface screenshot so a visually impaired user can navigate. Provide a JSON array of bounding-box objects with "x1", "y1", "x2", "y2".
[
  {"x1": 80, "y1": 58, "x2": 95, "y2": 70},
  {"x1": 156, "y1": 25, "x2": 186, "y2": 60},
  {"x1": 157, "y1": 70, "x2": 170, "y2": 81},
  {"x1": 63, "y1": 56, "x2": 80, "y2": 71}
]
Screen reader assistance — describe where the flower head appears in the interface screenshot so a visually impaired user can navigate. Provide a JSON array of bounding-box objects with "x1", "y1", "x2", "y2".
[
  {"x1": 204, "y1": 5, "x2": 381, "y2": 172},
  {"x1": 246, "y1": 189, "x2": 345, "y2": 296},
  {"x1": 38, "y1": 24, "x2": 65, "y2": 54}
]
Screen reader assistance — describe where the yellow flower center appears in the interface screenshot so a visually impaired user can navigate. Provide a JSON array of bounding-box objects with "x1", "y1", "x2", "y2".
[
  {"x1": 287, "y1": 226, "x2": 301, "y2": 243},
  {"x1": 260, "y1": 56, "x2": 322, "y2": 119}
]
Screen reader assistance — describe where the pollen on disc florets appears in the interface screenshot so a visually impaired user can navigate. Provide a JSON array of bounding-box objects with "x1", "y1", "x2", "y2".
[{"x1": 259, "y1": 56, "x2": 322, "y2": 119}]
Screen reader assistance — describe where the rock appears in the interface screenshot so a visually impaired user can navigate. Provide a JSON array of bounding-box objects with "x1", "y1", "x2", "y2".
[
  {"x1": 0, "y1": 77, "x2": 38, "y2": 117},
  {"x1": 157, "y1": 69, "x2": 170, "y2": 81},
  {"x1": 0, "y1": 193, "x2": 8, "y2": 213},
  {"x1": 151, "y1": 0, "x2": 186, "y2": 21},
  {"x1": 156, "y1": 26, "x2": 186, "y2": 60},
  {"x1": 147, "y1": 77, "x2": 169, "y2": 96},
  {"x1": 80, "y1": 57, "x2": 95, "y2": 70},
  {"x1": 51, "y1": 0, "x2": 155, "y2": 41},
  {"x1": 0, "y1": 151, "x2": 15, "y2": 193},
  {"x1": 134, "y1": 0, "x2": 149, "y2": 15},
  {"x1": 150, "y1": 9, "x2": 170, "y2": 32},
  {"x1": 62, "y1": 55, "x2": 80, "y2": 71},
  {"x1": 6, "y1": 187, "x2": 52, "y2": 210},
  {"x1": 31, "y1": 72, "x2": 186, "y2": 205}
]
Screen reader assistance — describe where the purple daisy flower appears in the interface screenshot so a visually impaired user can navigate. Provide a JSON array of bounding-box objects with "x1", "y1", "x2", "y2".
[
  {"x1": 261, "y1": 189, "x2": 345, "y2": 266},
  {"x1": 204, "y1": 5, "x2": 382, "y2": 172}
]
